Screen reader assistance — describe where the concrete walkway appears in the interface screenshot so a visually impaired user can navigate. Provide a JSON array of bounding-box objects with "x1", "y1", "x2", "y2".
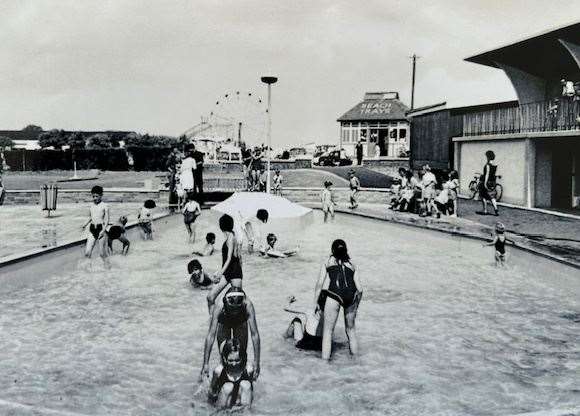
[{"x1": 302, "y1": 201, "x2": 580, "y2": 269}]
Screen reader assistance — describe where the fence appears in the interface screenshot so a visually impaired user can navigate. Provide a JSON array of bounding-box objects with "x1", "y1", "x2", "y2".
[{"x1": 462, "y1": 98, "x2": 580, "y2": 136}]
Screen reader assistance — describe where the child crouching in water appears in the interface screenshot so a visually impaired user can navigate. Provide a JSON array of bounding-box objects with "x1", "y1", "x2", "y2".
[
  {"x1": 208, "y1": 338, "x2": 254, "y2": 409},
  {"x1": 192, "y1": 232, "x2": 216, "y2": 256},
  {"x1": 321, "y1": 181, "x2": 336, "y2": 223},
  {"x1": 188, "y1": 259, "x2": 218, "y2": 289},
  {"x1": 483, "y1": 222, "x2": 511, "y2": 267},
  {"x1": 106, "y1": 216, "x2": 130, "y2": 255},
  {"x1": 260, "y1": 233, "x2": 298, "y2": 258},
  {"x1": 138, "y1": 199, "x2": 156, "y2": 240}
]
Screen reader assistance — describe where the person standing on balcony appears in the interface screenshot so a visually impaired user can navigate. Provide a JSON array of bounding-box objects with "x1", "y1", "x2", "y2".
[
  {"x1": 355, "y1": 140, "x2": 363, "y2": 166},
  {"x1": 192, "y1": 144, "x2": 205, "y2": 204},
  {"x1": 477, "y1": 150, "x2": 499, "y2": 216}
]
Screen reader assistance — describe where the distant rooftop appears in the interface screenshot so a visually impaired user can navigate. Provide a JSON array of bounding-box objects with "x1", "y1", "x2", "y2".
[
  {"x1": 465, "y1": 21, "x2": 580, "y2": 78},
  {"x1": 337, "y1": 91, "x2": 409, "y2": 122}
]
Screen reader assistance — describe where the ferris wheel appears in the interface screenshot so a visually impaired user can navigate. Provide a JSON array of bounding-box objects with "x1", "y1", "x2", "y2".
[{"x1": 184, "y1": 91, "x2": 267, "y2": 147}]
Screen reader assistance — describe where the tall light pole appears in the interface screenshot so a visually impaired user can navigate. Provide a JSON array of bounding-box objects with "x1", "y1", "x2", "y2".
[{"x1": 261, "y1": 76, "x2": 278, "y2": 194}]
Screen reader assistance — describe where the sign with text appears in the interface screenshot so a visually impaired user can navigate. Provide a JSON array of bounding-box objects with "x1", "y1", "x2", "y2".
[{"x1": 360, "y1": 102, "x2": 392, "y2": 115}]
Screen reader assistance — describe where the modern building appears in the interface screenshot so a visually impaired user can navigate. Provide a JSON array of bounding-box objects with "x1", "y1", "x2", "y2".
[{"x1": 337, "y1": 92, "x2": 410, "y2": 159}]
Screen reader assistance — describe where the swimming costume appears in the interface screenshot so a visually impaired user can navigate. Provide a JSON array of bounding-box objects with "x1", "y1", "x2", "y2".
[
  {"x1": 296, "y1": 333, "x2": 323, "y2": 351},
  {"x1": 217, "y1": 307, "x2": 249, "y2": 352},
  {"x1": 222, "y1": 240, "x2": 243, "y2": 281},
  {"x1": 495, "y1": 236, "x2": 506, "y2": 255},
  {"x1": 89, "y1": 224, "x2": 103, "y2": 240},
  {"x1": 209, "y1": 367, "x2": 252, "y2": 407},
  {"x1": 183, "y1": 211, "x2": 198, "y2": 224},
  {"x1": 191, "y1": 273, "x2": 212, "y2": 287},
  {"x1": 107, "y1": 225, "x2": 123, "y2": 240},
  {"x1": 325, "y1": 263, "x2": 357, "y2": 308}
]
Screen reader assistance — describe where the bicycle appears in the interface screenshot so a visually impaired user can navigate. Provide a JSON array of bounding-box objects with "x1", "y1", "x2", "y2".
[{"x1": 468, "y1": 173, "x2": 503, "y2": 202}]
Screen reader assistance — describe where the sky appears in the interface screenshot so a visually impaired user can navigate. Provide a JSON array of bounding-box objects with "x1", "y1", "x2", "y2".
[{"x1": 0, "y1": 0, "x2": 577, "y2": 147}]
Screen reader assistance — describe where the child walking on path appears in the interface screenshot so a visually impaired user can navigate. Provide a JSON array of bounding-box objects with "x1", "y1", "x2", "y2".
[
  {"x1": 321, "y1": 181, "x2": 336, "y2": 222},
  {"x1": 348, "y1": 170, "x2": 360, "y2": 209},
  {"x1": 82, "y1": 186, "x2": 110, "y2": 259},
  {"x1": 183, "y1": 193, "x2": 202, "y2": 243}
]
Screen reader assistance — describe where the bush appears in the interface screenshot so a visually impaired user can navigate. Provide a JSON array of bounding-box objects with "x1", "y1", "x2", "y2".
[
  {"x1": 126, "y1": 146, "x2": 173, "y2": 171},
  {"x1": 0, "y1": 136, "x2": 14, "y2": 150}
]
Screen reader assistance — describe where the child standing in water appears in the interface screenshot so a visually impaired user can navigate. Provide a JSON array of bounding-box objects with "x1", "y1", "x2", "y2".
[
  {"x1": 183, "y1": 193, "x2": 202, "y2": 243},
  {"x1": 137, "y1": 199, "x2": 156, "y2": 240},
  {"x1": 320, "y1": 181, "x2": 335, "y2": 222},
  {"x1": 483, "y1": 222, "x2": 510, "y2": 266},
  {"x1": 348, "y1": 170, "x2": 360, "y2": 209},
  {"x1": 82, "y1": 186, "x2": 110, "y2": 259}
]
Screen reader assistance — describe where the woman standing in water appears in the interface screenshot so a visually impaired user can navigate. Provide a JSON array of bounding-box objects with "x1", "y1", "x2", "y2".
[
  {"x1": 313, "y1": 239, "x2": 363, "y2": 360},
  {"x1": 206, "y1": 214, "x2": 243, "y2": 315}
]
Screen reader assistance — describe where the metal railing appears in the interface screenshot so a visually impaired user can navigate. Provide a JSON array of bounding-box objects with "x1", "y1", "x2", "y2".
[{"x1": 462, "y1": 98, "x2": 580, "y2": 136}]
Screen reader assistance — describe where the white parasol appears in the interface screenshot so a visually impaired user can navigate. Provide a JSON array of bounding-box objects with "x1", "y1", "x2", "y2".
[{"x1": 211, "y1": 192, "x2": 312, "y2": 219}]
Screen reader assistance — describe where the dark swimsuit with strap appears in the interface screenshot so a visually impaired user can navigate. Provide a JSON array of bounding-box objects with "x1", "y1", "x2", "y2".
[
  {"x1": 222, "y1": 240, "x2": 243, "y2": 282},
  {"x1": 495, "y1": 236, "x2": 506, "y2": 254},
  {"x1": 324, "y1": 262, "x2": 357, "y2": 308},
  {"x1": 217, "y1": 306, "x2": 249, "y2": 352},
  {"x1": 210, "y1": 367, "x2": 252, "y2": 406}
]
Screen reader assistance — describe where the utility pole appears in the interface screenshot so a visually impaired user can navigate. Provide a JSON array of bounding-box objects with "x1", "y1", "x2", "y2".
[
  {"x1": 410, "y1": 54, "x2": 420, "y2": 110},
  {"x1": 238, "y1": 122, "x2": 242, "y2": 147},
  {"x1": 261, "y1": 76, "x2": 278, "y2": 194}
]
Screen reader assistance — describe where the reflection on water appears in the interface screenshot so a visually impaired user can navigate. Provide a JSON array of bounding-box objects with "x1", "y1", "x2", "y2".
[{"x1": 0, "y1": 211, "x2": 579, "y2": 416}]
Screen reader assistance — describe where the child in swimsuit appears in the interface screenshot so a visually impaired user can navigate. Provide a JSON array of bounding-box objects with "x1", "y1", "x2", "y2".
[
  {"x1": 206, "y1": 214, "x2": 243, "y2": 315},
  {"x1": 183, "y1": 193, "x2": 202, "y2": 243},
  {"x1": 188, "y1": 259, "x2": 218, "y2": 289},
  {"x1": 208, "y1": 338, "x2": 254, "y2": 409},
  {"x1": 82, "y1": 186, "x2": 110, "y2": 259},
  {"x1": 105, "y1": 215, "x2": 130, "y2": 255},
  {"x1": 321, "y1": 181, "x2": 336, "y2": 222},
  {"x1": 192, "y1": 232, "x2": 216, "y2": 256},
  {"x1": 284, "y1": 295, "x2": 325, "y2": 351},
  {"x1": 348, "y1": 171, "x2": 360, "y2": 209},
  {"x1": 260, "y1": 233, "x2": 298, "y2": 258},
  {"x1": 483, "y1": 222, "x2": 510, "y2": 266},
  {"x1": 243, "y1": 209, "x2": 269, "y2": 254},
  {"x1": 137, "y1": 199, "x2": 156, "y2": 240}
]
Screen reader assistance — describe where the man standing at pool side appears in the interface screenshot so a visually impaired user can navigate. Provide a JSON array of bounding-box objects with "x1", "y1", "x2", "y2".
[
  {"x1": 81, "y1": 185, "x2": 110, "y2": 259},
  {"x1": 192, "y1": 143, "x2": 205, "y2": 204},
  {"x1": 200, "y1": 287, "x2": 261, "y2": 383}
]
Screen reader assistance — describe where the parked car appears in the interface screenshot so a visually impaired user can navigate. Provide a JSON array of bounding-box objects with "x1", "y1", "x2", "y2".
[
  {"x1": 312, "y1": 147, "x2": 336, "y2": 166},
  {"x1": 318, "y1": 150, "x2": 353, "y2": 166}
]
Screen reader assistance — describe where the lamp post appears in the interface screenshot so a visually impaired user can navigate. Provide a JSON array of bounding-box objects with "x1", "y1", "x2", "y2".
[{"x1": 261, "y1": 76, "x2": 277, "y2": 194}]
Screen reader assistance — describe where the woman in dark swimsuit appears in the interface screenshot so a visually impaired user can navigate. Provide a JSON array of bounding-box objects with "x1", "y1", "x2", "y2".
[
  {"x1": 314, "y1": 239, "x2": 363, "y2": 360},
  {"x1": 478, "y1": 150, "x2": 499, "y2": 216},
  {"x1": 206, "y1": 214, "x2": 243, "y2": 315}
]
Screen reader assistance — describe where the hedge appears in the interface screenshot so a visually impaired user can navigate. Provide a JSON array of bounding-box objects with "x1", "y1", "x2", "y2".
[{"x1": 4, "y1": 148, "x2": 172, "y2": 171}]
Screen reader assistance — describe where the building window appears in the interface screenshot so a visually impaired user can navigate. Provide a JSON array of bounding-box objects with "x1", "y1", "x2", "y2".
[
  {"x1": 399, "y1": 129, "x2": 407, "y2": 140},
  {"x1": 389, "y1": 129, "x2": 397, "y2": 139}
]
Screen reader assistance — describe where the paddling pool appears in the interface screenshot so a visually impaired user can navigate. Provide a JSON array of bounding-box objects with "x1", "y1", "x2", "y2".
[{"x1": 0, "y1": 211, "x2": 578, "y2": 416}]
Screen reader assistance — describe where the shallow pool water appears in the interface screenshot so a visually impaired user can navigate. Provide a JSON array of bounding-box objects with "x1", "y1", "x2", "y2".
[{"x1": 0, "y1": 211, "x2": 579, "y2": 416}]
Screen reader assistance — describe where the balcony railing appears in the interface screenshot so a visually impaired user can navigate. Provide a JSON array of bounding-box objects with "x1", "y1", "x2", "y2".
[{"x1": 461, "y1": 98, "x2": 580, "y2": 136}]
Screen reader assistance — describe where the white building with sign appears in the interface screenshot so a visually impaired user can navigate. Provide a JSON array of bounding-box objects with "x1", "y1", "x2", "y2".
[{"x1": 337, "y1": 92, "x2": 410, "y2": 158}]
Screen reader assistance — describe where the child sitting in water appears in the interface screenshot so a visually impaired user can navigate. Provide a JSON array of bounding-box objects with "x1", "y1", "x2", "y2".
[
  {"x1": 208, "y1": 338, "x2": 254, "y2": 409},
  {"x1": 183, "y1": 193, "x2": 202, "y2": 243},
  {"x1": 260, "y1": 233, "x2": 298, "y2": 258},
  {"x1": 137, "y1": 199, "x2": 156, "y2": 240},
  {"x1": 105, "y1": 216, "x2": 130, "y2": 255},
  {"x1": 321, "y1": 181, "x2": 336, "y2": 223},
  {"x1": 483, "y1": 222, "x2": 511, "y2": 267},
  {"x1": 188, "y1": 259, "x2": 218, "y2": 289},
  {"x1": 284, "y1": 295, "x2": 325, "y2": 351},
  {"x1": 192, "y1": 232, "x2": 216, "y2": 256}
]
